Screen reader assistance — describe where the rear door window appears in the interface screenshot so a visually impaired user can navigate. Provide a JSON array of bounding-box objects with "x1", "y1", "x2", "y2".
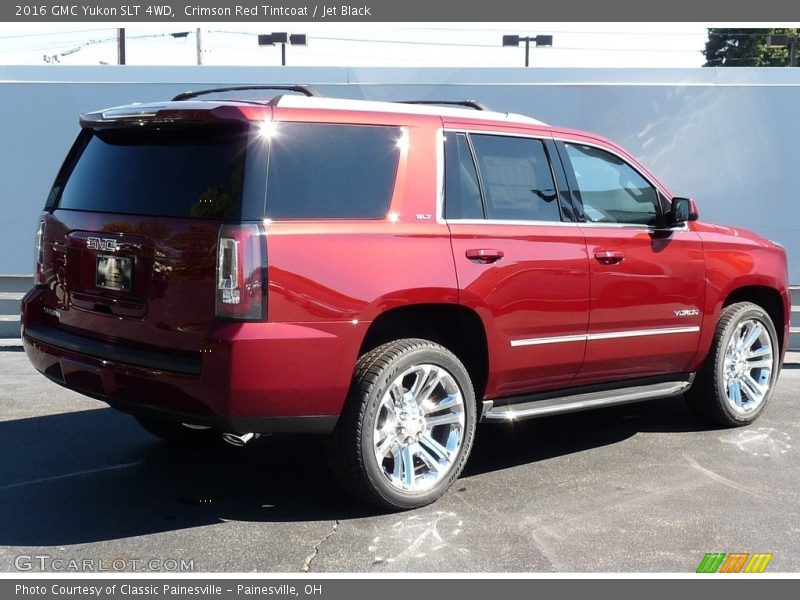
[
  {"x1": 469, "y1": 134, "x2": 561, "y2": 222},
  {"x1": 265, "y1": 123, "x2": 401, "y2": 219}
]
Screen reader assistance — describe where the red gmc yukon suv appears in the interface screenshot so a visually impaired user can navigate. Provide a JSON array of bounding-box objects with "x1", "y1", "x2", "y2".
[{"x1": 22, "y1": 86, "x2": 790, "y2": 509}]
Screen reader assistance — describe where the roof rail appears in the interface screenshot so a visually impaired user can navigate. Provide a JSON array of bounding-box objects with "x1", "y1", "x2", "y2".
[
  {"x1": 171, "y1": 84, "x2": 323, "y2": 102},
  {"x1": 398, "y1": 99, "x2": 490, "y2": 111}
]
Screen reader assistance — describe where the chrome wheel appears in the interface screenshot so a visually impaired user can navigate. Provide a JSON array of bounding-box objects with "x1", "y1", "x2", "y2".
[
  {"x1": 330, "y1": 339, "x2": 476, "y2": 509},
  {"x1": 686, "y1": 302, "x2": 779, "y2": 428},
  {"x1": 723, "y1": 318, "x2": 774, "y2": 415},
  {"x1": 372, "y1": 364, "x2": 466, "y2": 493}
]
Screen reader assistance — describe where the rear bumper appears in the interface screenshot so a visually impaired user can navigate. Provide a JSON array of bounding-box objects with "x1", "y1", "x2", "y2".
[
  {"x1": 22, "y1": 313, "x2": 365, "y2": 434},
  {"x1": 25, "y1": 324, "x2": 201, "y2": 375}
]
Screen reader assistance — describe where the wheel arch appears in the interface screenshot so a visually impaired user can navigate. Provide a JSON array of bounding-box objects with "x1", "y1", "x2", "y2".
[
  {"x1": 722, "y1": 285, "x2": 787, "y2": 355},
  {"x1": 358, "y1": 303, "x2": 490, "y2": 401}
]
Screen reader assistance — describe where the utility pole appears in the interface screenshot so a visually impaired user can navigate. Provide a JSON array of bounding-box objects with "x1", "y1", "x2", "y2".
[
  {"x1": 117, "y1": 27, "x2": 126, "y2": 65},
  {"x1": 196, "y1": 28, "x2": 203, "y2": 65},
  {"x1": 524, "y1": 37, "x2": 530, "y2": 67}
]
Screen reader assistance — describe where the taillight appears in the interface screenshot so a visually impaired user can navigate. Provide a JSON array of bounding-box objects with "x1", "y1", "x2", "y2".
[
  {"x1": 34, "y1": 219, "x2": 46, "y2": 284},
  {"x1": 215, "y1": 223, "x2": 266, "y2": 320}
]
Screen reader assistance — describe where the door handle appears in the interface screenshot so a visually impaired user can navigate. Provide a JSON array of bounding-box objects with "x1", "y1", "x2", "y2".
[
  {"x1": 594, "y1": 250, "x2": 625, "y2": 265},
  {"x1": 466, "y1": 249, "x2": 505, "y2": 264}
]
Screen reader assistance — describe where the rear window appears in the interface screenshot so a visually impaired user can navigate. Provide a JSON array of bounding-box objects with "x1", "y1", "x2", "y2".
[
  {"x1": 264, "y1": 123, "x2": 400, "y2": 219},
  {"x1": 56, "y1": 124, "x2": 247, "y2": 220}
]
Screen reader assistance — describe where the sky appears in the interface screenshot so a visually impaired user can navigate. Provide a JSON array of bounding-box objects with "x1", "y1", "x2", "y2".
[{"x1": 0, "y1": 22, "x2": 712, "y2": 68}]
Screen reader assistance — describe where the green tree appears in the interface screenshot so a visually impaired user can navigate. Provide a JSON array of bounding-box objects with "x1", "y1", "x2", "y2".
[{"x1": 704, "y1": 28, "x2": 797, "y2": 67}]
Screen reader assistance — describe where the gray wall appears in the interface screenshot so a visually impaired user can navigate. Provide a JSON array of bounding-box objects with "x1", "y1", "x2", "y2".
[{"x1": 1, "y1": 66, "x2": 798, "y2": 281}]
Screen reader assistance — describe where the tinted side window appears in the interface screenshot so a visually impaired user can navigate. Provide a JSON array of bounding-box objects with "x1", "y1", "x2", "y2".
[
  {"x1": 265, "y1": 123, "x2": 400, "y2": 219},
  {"x1": 564, "y1": 144, "x2": 660, "y2": 226},
  {"x1": 444, "y1": 132, "x2": 484, "y2": 219},
  {"x1": 58, "y1": 125, "x2": 247, "y2": 219},
  {"x1": 470, "y1": 134, "x2": 560, "y2": 222}
]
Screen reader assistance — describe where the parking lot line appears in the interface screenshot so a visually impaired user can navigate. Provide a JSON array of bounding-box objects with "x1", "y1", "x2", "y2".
[{"x1": 0, "y1": 461, "x2": 143, "y2": 492}]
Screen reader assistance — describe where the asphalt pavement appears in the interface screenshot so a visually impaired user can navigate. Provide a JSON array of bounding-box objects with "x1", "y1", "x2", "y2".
[{"x1": 1, "y1": 347, "x2": 798, "y2": 573}]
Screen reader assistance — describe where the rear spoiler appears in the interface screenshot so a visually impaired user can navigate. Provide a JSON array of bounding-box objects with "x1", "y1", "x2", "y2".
[{"x1": 79, "y1": 102, "x2": 254, "y2": 128}]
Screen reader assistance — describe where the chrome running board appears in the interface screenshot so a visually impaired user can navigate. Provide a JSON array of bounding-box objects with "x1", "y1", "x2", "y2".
[{"x1": 481, "y1": 375, "x2": 694, "y2": 422}]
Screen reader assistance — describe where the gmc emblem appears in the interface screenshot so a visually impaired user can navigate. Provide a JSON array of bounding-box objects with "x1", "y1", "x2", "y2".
[{"x1": 87, "y1": 237, "x2": 118, "y2": 251}]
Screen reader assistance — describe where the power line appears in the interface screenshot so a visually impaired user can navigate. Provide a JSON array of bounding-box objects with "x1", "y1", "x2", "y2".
[
  {"x1": 557, "y1": 46, "x2": 702, "y2": 54},
  {"x1": 0, "y1": 28, "x2": 115, "y2": 40},
  {"x1": 4, "y1": 31, "x2": 198, "y2": 62},
  {"x1": 212, "y1": 30, "x2": 700, "y2": 53},
  {"x1": 0, "y1": 28, "x2": 711, "y2": 65},
  {"x1": 6, "y1": 35, "x2": 116, "y2": 55},
  {"x1": 401, "y1": 26, "x2": 706, "y2": 36}
]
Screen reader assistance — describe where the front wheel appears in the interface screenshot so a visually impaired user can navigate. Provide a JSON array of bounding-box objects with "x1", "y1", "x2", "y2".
[
  {"x1": 686, "y1": 302, "x2": 780, "y2": 427},
  {"x1": 329, "y1": 339, "x2": 477, "y2": 510}
]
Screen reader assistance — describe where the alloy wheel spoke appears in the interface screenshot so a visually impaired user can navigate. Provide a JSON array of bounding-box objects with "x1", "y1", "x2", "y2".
[
  {"x1": 408, "y1": 365, "x2": 432, "y2": 398},
  {"x1": 729, "y1": 379, "x2": 743, "y2": 406},
  {"x1": 400, "y1": 445, "x2": 415, "y2": 488},
  {"x1": 413, "y1": 443, "x2": 443, "y2": 473},
  {"x1": 391, "y1": 446, "x2": 403, "y2": 481},
  {"x1": 413, "y1": 367, "x2": 444, "y2": 406},
  {"x1": 423, "y1": 393, "x2": 461, "y2": 415},
  {"x1": 420, "y1": 432, "x2": 453, "y2": 463},
  {"x1": 745, "y1": 359, "x2": 772, "y2": 370},
  {"x1": 738, "y1": 378, "x2": 757, "y2": 403},
  {"x1": 746, "y1": 345, "x2": 771, "y2": 359},
  {"x1": 741, "y1": 374, "x2": 766, "y2": 401},
  {"x1": 733, "y1": 327, "x2": 747, "y2": 351},
  {"x1": 375, "y1": 435, "x2": 397, "y2": 460},
  {"x1": 741, "y1": 322, "x2": 763, "y2": 350},
  {"x1": 388, "y1": 382, "x2": 405, "y2": 407},
  {"x1": 425, "y1": 412, "x2": 462, "y2": 428}
]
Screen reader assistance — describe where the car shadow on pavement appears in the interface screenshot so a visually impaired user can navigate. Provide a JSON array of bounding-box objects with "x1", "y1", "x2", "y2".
[
  {"x1": 0, "y1": 396, "x2": 706, "y2": 547},
  {"x1": 464, "y1": 394, "x2": 705, "y2": 476}
]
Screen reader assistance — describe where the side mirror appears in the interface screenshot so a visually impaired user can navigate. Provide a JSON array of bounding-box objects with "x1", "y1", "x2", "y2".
[
  {"x1": 670, "y1": 197, "x2": 699, "y2": 225},
  {"x1": 688, "y1": 198, "x2": 699, "y2": 221}
]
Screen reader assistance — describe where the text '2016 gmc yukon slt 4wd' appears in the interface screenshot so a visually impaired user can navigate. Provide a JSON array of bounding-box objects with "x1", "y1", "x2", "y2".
[{"x1": 22, "y1": 85, "x2": 790, "y2": 509}]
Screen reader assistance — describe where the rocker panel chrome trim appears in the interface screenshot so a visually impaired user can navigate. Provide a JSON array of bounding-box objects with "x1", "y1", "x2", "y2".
[{"x1": 482, "y1": 377, "x2": 694, "y2": 422}]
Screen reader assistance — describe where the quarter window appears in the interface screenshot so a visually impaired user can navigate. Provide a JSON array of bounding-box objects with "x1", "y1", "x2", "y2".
[
  {"x1": 265, "y1": 123, "x2": 400, "y2": 219},
  {"x1": 564, "y1": 143, "x2": 660, "y2": 226}
]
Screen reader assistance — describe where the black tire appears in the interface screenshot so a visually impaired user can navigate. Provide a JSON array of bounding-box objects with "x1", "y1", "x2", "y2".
[
  {"x1": 134, "y1": 415, "x2": 221, "y2": 446},
  {"x1": 329, "y1": 339, "x2": 477, "y2": 510},
  {"x1": 686, "y1": 302, "x2": 780, "y2": 427}
]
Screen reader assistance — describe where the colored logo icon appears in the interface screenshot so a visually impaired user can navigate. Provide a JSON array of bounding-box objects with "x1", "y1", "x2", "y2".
[{"x1": 696, "y1": 552, "x2": 773, "y2": 573}]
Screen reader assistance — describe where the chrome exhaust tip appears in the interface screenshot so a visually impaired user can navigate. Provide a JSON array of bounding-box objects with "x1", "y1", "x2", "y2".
[{"x1": 222, "y1": 432, "x2": 259, "y2": 447}]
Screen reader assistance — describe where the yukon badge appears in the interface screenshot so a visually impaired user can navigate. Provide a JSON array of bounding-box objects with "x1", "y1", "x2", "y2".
[
  {"x1": 87, "y1": 237, "x2": 118, "y2": 251},
  {"x1": 674, "y1": 308, "x2": 700, "y2": 318}
]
